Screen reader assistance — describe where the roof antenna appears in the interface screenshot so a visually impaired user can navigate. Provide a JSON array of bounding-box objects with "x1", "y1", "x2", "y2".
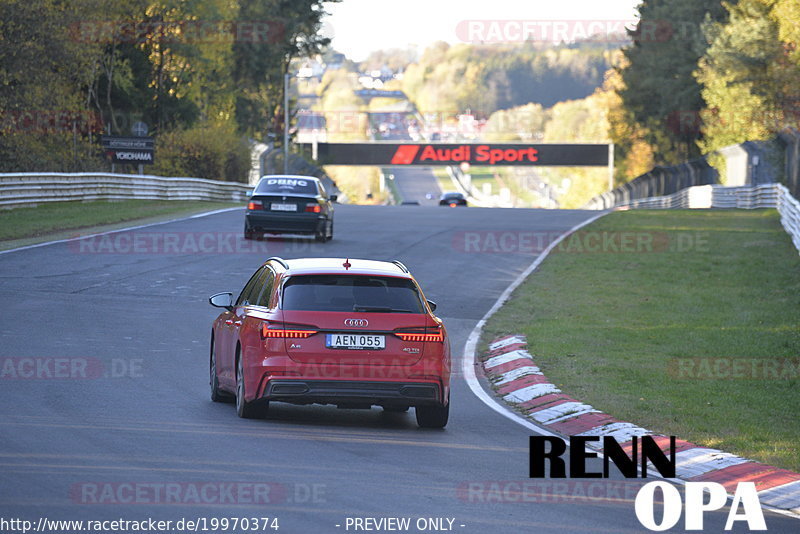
[{"x1": 343, "y1": 258, "x2": 351, "y2": 270}]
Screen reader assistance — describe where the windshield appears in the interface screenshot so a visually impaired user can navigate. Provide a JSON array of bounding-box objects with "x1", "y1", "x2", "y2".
[
  {"x1": 282, "y1": 275, "x2": 424, "y2": 313},
  {"x1": 256, "y1": 177, "x2": 318, "y2": 195}
]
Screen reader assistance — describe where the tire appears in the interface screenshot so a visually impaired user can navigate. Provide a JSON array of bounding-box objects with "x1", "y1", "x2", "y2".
[
  {"x1": 244, "y1": 223, "x2": 255, "y2": 240},
  {"x1": 415, "y1": 401, "x2": 449, "y2": 428},
  {"x1": 235, "y1": 349, "x2": 268, "y2": 419},
  {"x1": 315, "y1": 219, "x2": 330, "y2": 243},
  {"x1": 210, "y1": 337, "x2": 234, "y2": 403}
]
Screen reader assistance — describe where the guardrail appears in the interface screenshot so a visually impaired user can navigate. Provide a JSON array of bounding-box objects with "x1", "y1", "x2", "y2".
[
  {"x1": 616, "y1": 183, "x2": 800, "y2": 253},
  {"x1": 0, "y1": 173, "x2": 251, "y2": 208}
]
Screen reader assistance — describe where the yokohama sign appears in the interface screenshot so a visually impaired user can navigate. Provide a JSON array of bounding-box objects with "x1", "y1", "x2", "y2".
[{"x1": 304, "y1": 143, "x2": 609, "y2": 166}]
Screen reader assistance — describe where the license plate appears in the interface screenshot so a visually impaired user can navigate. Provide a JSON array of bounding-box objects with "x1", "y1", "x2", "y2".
[
  {"x1": 326, "y1": 333, "x2": 385, "y2": 350},
  {"x1": 271, "y1": 203, "x2": 297, "y2": 212}
]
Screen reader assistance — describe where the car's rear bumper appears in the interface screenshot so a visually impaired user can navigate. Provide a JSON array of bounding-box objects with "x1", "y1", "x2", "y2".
[
  {"x1": 261, "y1": 379, "x2": 443, "y2": 407},
  {"x1": 245, "y1": 212, "x2": 326, "y2": 234}
]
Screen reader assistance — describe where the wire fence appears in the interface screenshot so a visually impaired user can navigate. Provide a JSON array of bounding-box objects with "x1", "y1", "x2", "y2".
[{"x1": 587, "y1": 129, "x2": 800, "y2": 210}]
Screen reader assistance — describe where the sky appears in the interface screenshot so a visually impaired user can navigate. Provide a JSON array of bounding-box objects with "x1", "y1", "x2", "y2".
[{"x1": 322, "y1": 0, "x2": 642, "y2": 61}]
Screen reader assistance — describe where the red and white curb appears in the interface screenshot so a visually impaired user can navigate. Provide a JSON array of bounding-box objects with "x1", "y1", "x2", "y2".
[{"x1": 482, "y1": 334, "x2": 800, "y2": 515}]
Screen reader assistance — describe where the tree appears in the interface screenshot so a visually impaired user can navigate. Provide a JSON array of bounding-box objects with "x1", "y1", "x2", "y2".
[
  {"x1": 401, "y1": 41, "x2": 612, "y2": 118},
  {"x1": 696, "y1": 0, "x2": 799, "y2": 153},
  {"x1": 0, "y1": 0, "x2": 104, "y2": 170},
  {"x1": 618, "y1": 0, "x2": 729, "y2": 164},
  {"x1": 233, "y1": 0, "x2": 339, "y2": 138}
]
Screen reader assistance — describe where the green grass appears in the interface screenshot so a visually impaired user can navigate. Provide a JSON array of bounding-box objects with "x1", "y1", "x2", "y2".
[
  {"x1": 432, "y1": 167, "x2": 498, "y2": 197},
  {"x1": 0, "y1": 200, "x2": 242, "y2": 244},
  {"x1": 482, "y1": 209, "x2": 800, "y2": 471},
  {"x1": 432, "y1": 167, "x2": 457, "y2": 193}
]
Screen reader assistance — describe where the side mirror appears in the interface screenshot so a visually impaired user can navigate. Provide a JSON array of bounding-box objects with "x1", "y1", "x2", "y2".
[
  {"x1": 330, "y1": 194, "x2": 338, "y2": 202},
  {"x1": 209, "y1": 292, "x2": 234, "y2": 310},
  {"x1": 427, "y1": 300, "x2": 437, "y2": 312}
]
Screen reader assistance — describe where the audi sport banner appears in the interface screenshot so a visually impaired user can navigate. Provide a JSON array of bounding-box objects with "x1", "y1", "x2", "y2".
[{"x1": 303, "y1": 142, "x2": 609, "y2": 166}]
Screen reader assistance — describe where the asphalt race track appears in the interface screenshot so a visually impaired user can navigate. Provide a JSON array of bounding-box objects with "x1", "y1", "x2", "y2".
[
  {"x1": 386, "y1": 167, "x2": 442, "y2": 206},
  {"x1": 0, "y1": 202, "x2": 797, "y2": 533}
]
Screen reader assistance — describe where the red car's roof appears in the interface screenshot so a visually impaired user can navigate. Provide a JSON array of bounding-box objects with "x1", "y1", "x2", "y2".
[{"x1": 270, "y1": 257, "x2": 412, "y2": 278}]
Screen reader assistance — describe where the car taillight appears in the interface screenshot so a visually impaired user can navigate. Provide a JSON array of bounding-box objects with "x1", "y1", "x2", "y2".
[
  {"x1": 305, "y1": 203, "x2": 321, "y2": 213},
  {"x1": 248, "y1": 201, "x2": 263, "y2": 210},
  {"x1": 395, "y1": 328, "x2": 444, "y2": 343},
  {"x1": 261, "y1": 323, "x2": 317, "y2": 339}
]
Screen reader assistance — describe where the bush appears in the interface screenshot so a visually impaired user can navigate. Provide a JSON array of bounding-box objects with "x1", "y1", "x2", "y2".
[
  {"x1": 151, "y1": 122, "x2": 250, "y2": 183},
  {"x1": 0, "y1": 132, "x2": 105, "y2": 173}
]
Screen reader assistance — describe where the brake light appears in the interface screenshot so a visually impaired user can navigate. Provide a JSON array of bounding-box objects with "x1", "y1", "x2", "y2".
[
  {"x1": 261, "y1": 324, "x2": 317, "y2": 339},
  {"x1": 305, "y1": 203, "x2": 321, "y2": 213},
  {"x1": 248, "y1": 201, "x2": 263, "y2": 210},
  {"x1": 395, "y1": 329, "x2": 444, "y2": 342}
]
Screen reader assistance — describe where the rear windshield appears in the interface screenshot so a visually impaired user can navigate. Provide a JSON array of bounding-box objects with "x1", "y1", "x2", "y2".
[
  {"x1": 256, "y1": 177, "x2": 318, "y2": 195},
  {"x1": 282, "y1": 275, "x2": 424, "y2": 313}
]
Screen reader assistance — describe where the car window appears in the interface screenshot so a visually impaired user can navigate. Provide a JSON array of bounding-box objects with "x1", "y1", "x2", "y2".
[
  {"x1": 253, "y1": 269, "x2": 276, "y2": 308},
  {"x1": 236, "y1": 266, "x2": 267, "y2": 306},
  {"x1": 282, "y1": 275, "x2": 424, "y2": 313},
  {"x1": 255, "y1": 177, "x2": 318, "y2": 195}
]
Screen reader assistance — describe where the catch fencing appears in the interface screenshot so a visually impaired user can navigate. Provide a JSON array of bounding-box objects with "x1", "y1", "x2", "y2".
[
  {"x1": 0, "y1": 173, "x2": 251, "y2": 208},
  {"x1": 585, "y1": 158, "x2": 718, "y2": 210}
]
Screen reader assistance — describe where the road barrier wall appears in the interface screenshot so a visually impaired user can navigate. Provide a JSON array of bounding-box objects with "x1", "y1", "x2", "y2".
[{"x1": 0, "y1": 173, "x2": 252, "y2": 208}]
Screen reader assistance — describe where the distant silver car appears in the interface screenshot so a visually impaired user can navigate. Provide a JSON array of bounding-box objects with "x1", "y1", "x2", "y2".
[{"x1": 244, "y1": 175, "x2": 336, "y2": 241}]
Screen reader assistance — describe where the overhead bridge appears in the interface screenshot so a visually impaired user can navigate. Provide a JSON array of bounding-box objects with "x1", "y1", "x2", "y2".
[{"x1": 298, "y1": 142, "x2": 611, "y2": 167}]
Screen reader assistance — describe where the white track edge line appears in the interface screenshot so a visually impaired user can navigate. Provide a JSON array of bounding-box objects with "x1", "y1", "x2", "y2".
[
  {"x1": 461, "y1": 210, "x2": 607, "y2": 439},
  {"x1": 0, "y1": 207, "x2": 243, "y2": 256},
  {"x1": 459, "y1": 209, "x2": 799, "y2": 520}
]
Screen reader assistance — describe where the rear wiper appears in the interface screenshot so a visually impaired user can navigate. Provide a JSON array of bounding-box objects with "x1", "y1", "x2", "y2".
[{"x1": 353, "y1": 305, "x2": 412, "y2": 313}]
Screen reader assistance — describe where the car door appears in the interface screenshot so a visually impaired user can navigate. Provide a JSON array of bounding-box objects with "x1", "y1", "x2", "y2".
[
  {"x1": 217, "y1": 266, "x2": 267, "y2": 389},
  {"x1": 238, "y1": 267, "x2": 284, "y2": 372}
]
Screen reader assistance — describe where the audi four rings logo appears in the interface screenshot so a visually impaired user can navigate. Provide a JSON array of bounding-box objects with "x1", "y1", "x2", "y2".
[{"x1": 344, "y1": 319, "x2": 369, "y2": 327}]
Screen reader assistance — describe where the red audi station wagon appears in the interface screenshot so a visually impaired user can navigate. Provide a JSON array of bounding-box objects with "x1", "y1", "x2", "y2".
[{"x1": 208, "y1": 257, "x2": 451, "y2": 428}]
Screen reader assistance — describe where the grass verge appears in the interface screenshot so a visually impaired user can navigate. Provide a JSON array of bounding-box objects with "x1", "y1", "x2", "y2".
[
  {"x1": 481, "y1": 209, "x2": 800, "y2": 471},
  {"x1": 0, "y1": 200, "x2": 242, "y2": 249}
]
